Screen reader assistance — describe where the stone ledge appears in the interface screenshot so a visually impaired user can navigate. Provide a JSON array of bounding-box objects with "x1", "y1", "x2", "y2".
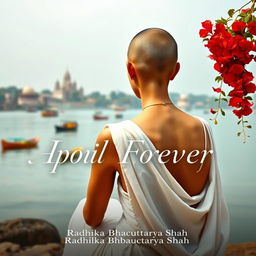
[{"x1": 226, "y1": 241, "x2": 256, "y2": 256}]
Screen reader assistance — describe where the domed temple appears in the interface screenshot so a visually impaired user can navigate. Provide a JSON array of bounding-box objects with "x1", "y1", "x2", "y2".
[
  {"x1": 18, "y1": 86, "x2": 40, "y2": 110},
  {"x1": 53, "y1": 70, "x2": 84, "y2": 102}
]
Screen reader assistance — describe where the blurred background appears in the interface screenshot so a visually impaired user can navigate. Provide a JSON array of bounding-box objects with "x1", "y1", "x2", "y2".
[{"x1": 0, "y1": 0, "x2": 255, "y2": 244}]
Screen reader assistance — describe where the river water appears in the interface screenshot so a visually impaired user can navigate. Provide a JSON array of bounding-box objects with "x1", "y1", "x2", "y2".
[{"x1": 0, "y1": 109, "x2": 255, "y2": 243}]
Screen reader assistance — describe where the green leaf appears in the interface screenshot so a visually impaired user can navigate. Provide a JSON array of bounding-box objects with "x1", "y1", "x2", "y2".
[
  {"x1": 243, "y1": 32, "x2": 253, "y2": 39},
  {"x1": 221, "y1": 17, "x2": 228, "y2": 24},
  {"x1": 215, "y1": 18, "x2": 228, "y2": 25},
  {"x1": 246, "y1": 125, "x2": 252, "y2": 128},
  {"x1": 214, "y1": 98, "x2": 219, "y2": 102},
  {"x1": 237, "y1": 132, "x2": 241, "y2": 136},
  {"x1": 243, "y1": 120, "x2": 248, "y2": 123},
  {"x1": 246, "y1": 96, "x2": 253, "y2": 100},
  {"x1": 215, "y1": 76, "x2": 223, "y2": 82},
  {"x1": 244, "y1": 14, "x2": 251, "y2": 23},
  {"x1": 239, "y1": 12, "x2": 247, "y2": 17},
  {"x1": 221, "y1": 91, "x2": 226, "y2": 96},
  {"x1": 221, "y1": 98, "x2": 228, "y2": 102},
  {"x1": 220, "y1": 108, "x2": 225, "y2": 116},
  {"x1": 228, "y1": 9, "x2": 235, "y2": 17},
  {"x1": 203, "y1": 38, "x2": 209, "y2": 42},
  {"x1": 237, "y1": 120, "x2": 242, "y2": 125},
  {"x1": 214, "y1": 119, "x2": 218, "y2": 125}
]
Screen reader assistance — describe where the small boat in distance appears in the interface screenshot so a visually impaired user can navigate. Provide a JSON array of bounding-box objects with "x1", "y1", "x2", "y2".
[
  {"x1": 93, "y1": 111, "x2": 109, "y2": 120},
  {"x1": 41, "y1": 108, "x2": 58, "y2": 117},
  {"x1": 109, "y1": 104, "x2": 126, "y2": 112},
  {"x1": 1, "y1": 137, "x2": 40, "y2": 151},
  {"x1": 55, "y1": 121, "x2": 78, "y2": 132},
  {"x1": 26, "y1": 106, "x2": 38, "y2": 112},
  {"x1": 115, "y1": 112, "x2": 123, "y2": 119},
  {"x1": 61, "y1": 146, "x2": 83, "y2": 162}
]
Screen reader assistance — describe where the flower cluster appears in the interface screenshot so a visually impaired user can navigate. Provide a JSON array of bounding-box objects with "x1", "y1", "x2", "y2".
[{"x1": 199, "y1": 1, "x2": 256, "y2": 141}]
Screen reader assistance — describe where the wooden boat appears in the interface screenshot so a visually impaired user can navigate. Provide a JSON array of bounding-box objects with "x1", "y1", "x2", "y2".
[
  {"x1": 1, "y1": 137, "x2": 40, "y2": 151},
  {"x1": 109, "y1": 104, "x2": 126, "y2": 112},
  {"x1": 61, "y1": 146, "x2": 83, "y2": 162},
  {"x1": 114, "y1": 106, "x2": 126, "y2": 112},
  {"x1": 55, "y1": 122, "x2": 78, "y2": 132},
  {"x1": 115, "y1": 112, "x2": 123, "y2": 119},
  {"x1": 26, "y1": 106, "x2": 38, "y2": 112},
  {"x1": 41, "y1": 109, "x2": 58, "y2": 117},
  {"x1": 93, "y1": 111, "x2": 109, "y2": 120}
]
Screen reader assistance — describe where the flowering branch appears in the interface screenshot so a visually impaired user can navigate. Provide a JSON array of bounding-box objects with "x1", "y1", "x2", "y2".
[{"x1": 199, "y1": 1, "x2": 256, "y2": 142}]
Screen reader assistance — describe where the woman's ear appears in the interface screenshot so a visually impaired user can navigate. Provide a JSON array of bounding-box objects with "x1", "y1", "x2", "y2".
[
  {"x1": 126, "y1": 61, "x2": 136, "y2": 79},
  {"x1": 170, "y1": 62, "x2": 180, "y2": 81}
]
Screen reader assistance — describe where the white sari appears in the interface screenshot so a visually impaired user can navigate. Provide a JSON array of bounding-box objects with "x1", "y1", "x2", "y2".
[{"x1": 63, "y1": 117, "x2": 230, "y2": 256}]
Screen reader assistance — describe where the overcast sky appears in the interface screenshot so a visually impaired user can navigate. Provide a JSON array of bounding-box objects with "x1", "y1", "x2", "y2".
[{"x1": 0, "y1": 0, "x2": 251, "y2": 95}]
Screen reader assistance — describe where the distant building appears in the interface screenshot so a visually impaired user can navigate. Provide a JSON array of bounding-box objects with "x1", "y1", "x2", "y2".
[
  {"x1": 53, "y1": 70, "x2": 84, "y2": 101},
  {"x1": 3, "y1": 93, "x2": 16, "y2": 110},
  {"x1": 18, "y1": 86, "x2": 40, "y2": 110},
  {"x1": 177, "y1": 94, "x2": 191, "y2": 111}
]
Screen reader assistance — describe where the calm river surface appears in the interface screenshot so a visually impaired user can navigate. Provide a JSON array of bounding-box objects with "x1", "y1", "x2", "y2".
[{"x1": 0, "y1": 109, "x2": 255, "y2": 243}]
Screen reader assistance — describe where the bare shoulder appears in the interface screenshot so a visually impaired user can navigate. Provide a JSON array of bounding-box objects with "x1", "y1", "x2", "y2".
[
  {"x1": 180, "y1": 111, "x2": 205, "y2": 129},
  {"x1": 95, "y1": 126, "x2": 119, "y2": 169},
  {"x1": 96, "y1": 126, "x2": 113, "y2": 142}
]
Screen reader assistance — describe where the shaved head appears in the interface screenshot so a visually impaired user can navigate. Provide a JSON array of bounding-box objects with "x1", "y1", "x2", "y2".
[{"x1": 127, "y1": 28, "x2": 178, "y2": 73}]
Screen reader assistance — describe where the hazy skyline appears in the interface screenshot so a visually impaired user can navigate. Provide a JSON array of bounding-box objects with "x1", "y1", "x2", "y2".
[{"x1": 0, "y1": 0, "x2": 250, "y2": 95}]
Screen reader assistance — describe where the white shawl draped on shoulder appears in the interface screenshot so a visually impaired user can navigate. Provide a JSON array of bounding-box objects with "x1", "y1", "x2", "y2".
[{"x1": 63, "y1": 116, "x2": 230, "y2": 256}]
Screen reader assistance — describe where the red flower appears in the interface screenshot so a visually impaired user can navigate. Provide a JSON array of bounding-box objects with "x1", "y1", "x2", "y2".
[
  {"x1": 222, "y1": 72, "x2": 237, "y2": 84},
  {"x1": 229, "y1": 64, "x2": 244, "y2": 75},
  {"x1": 228, "y1": 89, "x2": 244, "y2": 97},
  {"x1": 215, "y1": 23, "x2": 226, "y2": 33},
  {"x1": 244, "y1": 82, "x2": 256, "y2": 93},
  {"x1": 210, "y1": 108, "x2": 217, "y2": 114},
  {"x1": 232, "y1": 21, "x2": 246, "y2": 32},
  {"x1": 242, "y1": 105, "x2": 253, "y2": 116},
  {"x1": 214, "y1": 63, "x2": 222, "y2": 72},
  {"x1": 233, "y1": 106, "x2": 253, "y2": 118},
  {"x1": 202, "y1": 20, "x2": 213, "y2": 33},
  {"x1": 199, "y1": 13, "x2": 256, "y2": 123},
  {"x1": 233, "y1": 109, "x2": 243, "y2": 119},
  {"x1": 239, "y1": 38, "x2": 254, "y2": 52},
  {"x1": 241, "y1": 8, "x2": 251, "y2": 13},
  {"x1": 241, "y1": 98, "x2": 254, "y2": 108},
  {"x1": 229, "y1": 97, "x2": 243, "y2": 107},
  {"x1": 199, "y1": 29, "x2": 209, "y2": 38},
  {"x1": 212, "y1": 87, "x2": 222, "y2": 93},
  {"x1": 248, "y1": 22, "x2": 256, "y2": 35},
  {"x1": 243, "y1": 71, "x2": 254, "y2": 83}
]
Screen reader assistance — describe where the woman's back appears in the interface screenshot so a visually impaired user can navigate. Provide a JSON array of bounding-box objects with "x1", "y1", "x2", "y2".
[
  {"x1": 104, "y1": 113, "x2": 228, "y2": 255},
  {"x1": 63, "y1": 113, "x2": 229, "y2": 256},
  {"x1": 118, "y1": 105, "x2": 212, "y2": 197}
]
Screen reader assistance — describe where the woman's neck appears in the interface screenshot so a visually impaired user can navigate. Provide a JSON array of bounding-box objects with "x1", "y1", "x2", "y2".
[{"x1": 139, "y1": 81, "x2": 173, "y2": 109}]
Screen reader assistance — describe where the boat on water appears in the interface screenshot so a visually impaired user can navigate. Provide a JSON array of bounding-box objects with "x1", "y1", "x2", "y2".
[
  {"x1": 93, "y1": 111, "x2": 109, "y2": 120},
  {"x1": 26, "y1": 106, "x2": 38, "y2": 112},
  {"x1": 109, "y1": 104, "x2": 126, "y2": 112},
  {"x1": 115, "y1": 112, "x2": 123, "y2": 119},
  {"x1": 55, "y1": 121, "x2": 78, "y2": 132},
  {"x1": 1, "y1": 137, "x2": 40, "y2": 151},
  {"x1": 61, "y1": 146, "x2": 83, "y2": 162},
  {"x1": 41, "y1": 109, "x2": 58, "y2": 117}
]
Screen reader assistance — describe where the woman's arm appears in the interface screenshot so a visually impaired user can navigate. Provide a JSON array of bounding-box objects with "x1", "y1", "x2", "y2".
[{"x1": 83, "y1": 127, "x2": 119, "y2": 227}]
